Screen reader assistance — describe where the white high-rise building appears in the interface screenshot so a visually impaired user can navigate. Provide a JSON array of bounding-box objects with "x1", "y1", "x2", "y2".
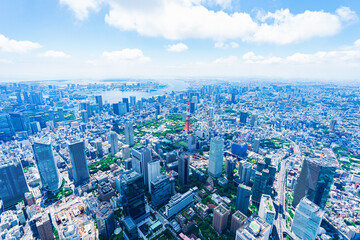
[
  {"x1": 258, "y1": 194, "x2": 275, "y2": 233},
  {"x1": 291, "y1": 197, "x2": 324, "y2": 240},
  {"x1": 108, "y1": 132, "x2": 119, "y2": 155},
  {"x1": 208, "y1": 137, "x2": 224, "y2": 178},
  {"x1": 132, "y1": 146, "x2": 152, "y2": 185},
  {"x1": 148, "y1": 160, "x2": 161, "y2": 193},
  {"x1": 125, "y1": 122, "x2": 135, "y2": 147}
]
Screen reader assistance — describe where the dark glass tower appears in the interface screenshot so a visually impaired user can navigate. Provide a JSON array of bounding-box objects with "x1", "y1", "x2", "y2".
[
  {"x1": 293, "y1": 157, "x2": 337, "y2": 209},
  {"x1": 69, "y1": 141, "x2": 90, "y2": 187},
  {"x1": 120, "y1": 170, "x2": 146, "y2": 221}
]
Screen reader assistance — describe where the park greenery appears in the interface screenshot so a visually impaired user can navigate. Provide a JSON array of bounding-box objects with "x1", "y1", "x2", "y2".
[{"x1": 88, "y1": 154, "x2": 116, "y2": 175}]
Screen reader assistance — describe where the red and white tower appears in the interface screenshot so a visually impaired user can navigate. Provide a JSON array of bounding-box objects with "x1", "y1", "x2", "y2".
[{"x1": 182, "y1": 102, "x2": 194, "y2": 134}]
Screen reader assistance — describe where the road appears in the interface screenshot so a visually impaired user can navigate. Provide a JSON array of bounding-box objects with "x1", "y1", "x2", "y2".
[{"x1": 274, "y1": 143, "x2": 300, "y2": 240}]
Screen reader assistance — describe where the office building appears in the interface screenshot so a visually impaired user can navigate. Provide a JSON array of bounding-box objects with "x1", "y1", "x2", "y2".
[
  {"x1": 0, "y1": 158, "x2": 29, "y2": 210},
  {"x1": 123, "y1": 216, "x2": 138, "y2": 240},
  {"x1": 122, "y1": 145, "x2": 130, "y2": 159},
  {"x1": 239, "y1": 160, "x2": 252, "y2": 185},
  {"x1": 236, "y1": 215, "x2": 271, "y2": 240},
  {"x1": 231, "y1": 211, "x2": 247, "y2": 233},
  {"x1": 165, "y1": 188, "x2": 195, "y2": 218},
  {"x1": 239, "y1": 112, "x2": 248, "y2": 124},
  {"x1": 113, "y1": 102, "x2": 127, "y2": 115},
  {"x1": 130, "y1": 96, "x2": 136, "y2": 106},
  {"x1": 9, "y1": 112, "x2": 28, "y2": 132},
  {"x1": 123, "y1": 98, "x2": 129, "y2": 112},
  {"x1": 108, "y1": 132, "x2": 119, "y2": 155},
  {"x1": 33, "y1": 138, "x2": 61, "y2": 191},
  {"x1": 329, "y1": 120, "x2": 337, "y2": 131},
  {"x1": 208, "y1": 136, "x2": 224, "y2": 178},
  {"x1": 69, "y1": 141, "x2": 90, "y2": 186},
  {"x1": 95, "y1": 95, "x2": 103, "y2": 109},
  {"x1": 36, "y1": 213, "x2": 54, "y2": 240},
  {"x1": 148, "y1": 160, "x2": 161, "y2": 192},
  {"x1": 225, "y1": 157, "x2": 236, "y2": 178},
  {"x1": 151, "y1": 174, "x2": 175, "y2": 208},
  {"x1": 120, "y1": 170, "x2": 146, "y2": 221},
  {"x1": 258, "y1": 195, "x2": 275, "y2": 231},
  {"x1": 251, "y1": 170, "x2": 270, "y2": 206},
  {"x1": 96, "y1": 140, "x2": 103, "y2": 158},
  {"x1": 293, "y1": 157, "x2": 337, "y2": 209},
  {"x1": 178, "y1": 152, "x2": 189, "y2": 186},
  {"x1": 291, "y1": 198, "x2": 324, "y2": 240},
  {"x1": 57, "y1": 108, "x2": 64, "y2": 122},
  {"x1": 253, "y1": 139, "x2": 260, "y2": 153},
  {"x1": 132, "y1": 145, "x2": 152, "y2": 185},
  {"x1": 250, "y1": 114, "x2": 258, "y2": 127},
  {"x1": 0, "y1": 113, "x2": 15, "y2": 141},
  {"x1": 231, "y1": 142, "x2": 248, "y2": 157},
  {"x1": 212, "y1": 203, "x2": 231, "y2": 233},
  {"x1": 80, "y1": 110, "x2": 88, "y2": 123},
  {"x1": 125, "y1": 122, "x2": 135, "y2": 147},
  {"x1": 236, "y1": 184, "x2": 251, "y2": 215},
  {"x1": 96, "y1": 202, "x2": 115, "y2": 239},
  {"x1": 188, "y1": 134, "x2": 197, "y2": 152}
]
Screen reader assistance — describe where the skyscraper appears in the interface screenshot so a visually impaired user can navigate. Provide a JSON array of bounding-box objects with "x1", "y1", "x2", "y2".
[
  {"x1": 97, "y1": 202, "x2": 116, "y2": 239},
  {"x1": 123, "y1": 98, "x2": 129, "y2": 112},
  {"x1": 148, "y1": 160, "x2": 161, "y2": 192},
  {"x1": 212, "y1": 203, "x2": 231, "y2": 233},
  {"x1": 57, "y1": 108, "x2": 64, "y2": 122},
  {"x1": 258, "y1": 195, "x2": 275, "y2": 232},
  {"x1": 239, "y1": 160, "x2": 252, "y2": 185},
  {"x1": 291, "y1": 198, "x2": 324, "y2": 240},
  {"x1": 293, "y1": 157, "x2": 337, "y2": 209},
  {"x1": 36, "y1": 213, "x2": 55, "y2": 240},
  {"x1": 235, "y1": 184, "x2": 251, "y2": 215},
  {"x1": 230, "y1": 210, "x2": 247, "y2": 233},
  {"x1": 125, "y1": 122, "x2": 135, "y2": 147},
  {"x1": 130, "y1": 96, "x2": 136, "y2": 106},
  {"x1": 150, "y1": 174, "x2": 175, "y2": 208},
  {"x1": 251, "y1": 170, "x2": 269, "y2": 206},
  {"x1": 95, "y1": 95, "x2": 103, "y2": 109},
  {"x1": 33, "y1": 138, "x2": 61, "y2": 191},
  {"x1": 235, "y1": 215, "x2": 271, "y2": 240},
  {"x1": 108, "y1": 132, "x2": 119, "y2": 155},
  {"x1": 225, "y1": 157, "x2": 236, "y2": 178},
  {"x1": 120, "y1": 170, "x2": 146, "y2": 222},
  {"x1": 0, "y1": 113, "x2": 15, "y2": 141},
  {"x1": 132, "y1": 146, "x2": 152, "y2": 185},
  {"x1": 69, "y1": 141, "x2": 90, "y2": 186},
  {"x1": 239, "y1": 112, "x2": 248, "y2": 124},
  {"x1": 208, "y1": 136, "x2": 224, "y2": 178},
  {"x1": 178, "y1": 152, "x2": 189, "y2": 186},
  {"x1": 0, "y1": 158, "x2": 29, "y2": 210}
]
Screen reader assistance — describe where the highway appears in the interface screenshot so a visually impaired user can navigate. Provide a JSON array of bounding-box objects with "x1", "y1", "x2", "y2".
[{"x1": 274, "y1": 143, "x2": 300, "y2": 240}]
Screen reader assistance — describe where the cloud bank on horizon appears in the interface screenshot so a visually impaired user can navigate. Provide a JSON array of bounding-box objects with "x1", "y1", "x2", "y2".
[{"x1": 0, "y1": 0, "x2": 359, "y2": 81}]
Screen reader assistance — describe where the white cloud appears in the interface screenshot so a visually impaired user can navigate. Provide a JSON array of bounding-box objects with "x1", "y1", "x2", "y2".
[
  {"x1": 242, "y1": 51, "x2": 264, "y2": 63},
  {"x1": 0, "y1": 34, "x2": 42, "y2": 53},
  {"x1": 0, "y1": 59, "x2": 12, "y2": 64},
  {"x1": 214, "y1": 56, "x2": 238, "y2": 64},
  {"x1": 38, "y1": 50, "x2": 71, "y2": 58},
  {"x1": 88, "y1": 48, "x2": 150, "y2": 65},
  {"x1": 61, "y1": 0, "x2": 356, "y2": 44},
  {"x1": 166, "y1": 43, "x2": 188, "y2": 52},
  {"x1": 60, "y1": 0, "x2": 103, "y2": 20},
  {"x1": 336, "y1": 6, "x2": 358, "y2": 22},
  {"x1": 215, "y1": 41, "x2": 239, "y2": 48},
  {"x1": 251, "y1": 9, "x2": 343, "y2": 44}
]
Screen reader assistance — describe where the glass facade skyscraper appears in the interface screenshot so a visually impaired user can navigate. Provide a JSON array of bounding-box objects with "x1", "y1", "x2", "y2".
[
  {"x1": 33, "y1": 138, "x2": 61, "y2": 191},
  {"x1": 208, "y1": 136, "x2": 224, "y2": 178},
  {"x1": 0, "y1": 158, "x2": 29, "y2": 210},
  {"x1": 120, "y1": 170, "x2": 146, "y2": 222},
  {"x1": 293, "y1": 157, "x2": 337, "y2": 209},
  {"x1": 69, "y1": 141, "x2": 90, "y2": 187}
]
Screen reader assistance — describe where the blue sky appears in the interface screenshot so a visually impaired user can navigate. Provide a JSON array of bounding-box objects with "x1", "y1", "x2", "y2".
[{"x1": 0, "y1": 0, "x2": 360, "y2": 81}]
